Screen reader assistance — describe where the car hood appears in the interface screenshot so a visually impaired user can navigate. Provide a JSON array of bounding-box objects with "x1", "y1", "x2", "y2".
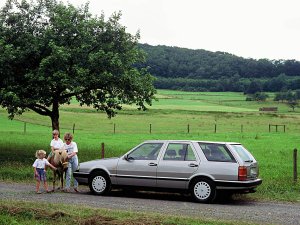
[
  {"x1": 79, "y1": 157, "x2": 120, "y2": 172},
  {"x1": 80, "y1": 157, "x2": 119, "y2": 166}
]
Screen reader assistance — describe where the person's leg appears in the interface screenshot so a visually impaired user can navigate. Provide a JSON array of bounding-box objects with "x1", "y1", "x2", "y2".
[
  {"x1": 44, "y1": 181, "x2": 50, "y2": 192},
  {"x1": 72, "y1": 156, "x2": 79, "y2": 191},
  {"x1": 65, "y1": 158, "x2": 72, "y2": 191},
  {"x1": 39, "y1": 170, "x2": 48, "y2": 192},
  {"x1": 36, "y1": 180, "x2": 40, "y2": 193},
  {"x1": 35, "y1": 180, "x2": 40, "y2": 192},
  {"x1": 36, "y1": 169, "x2": 42, "y2": 193}
]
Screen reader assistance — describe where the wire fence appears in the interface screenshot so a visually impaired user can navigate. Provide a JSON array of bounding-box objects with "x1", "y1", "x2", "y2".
[{"x1": 9, "y1": 121, "x2": 298, "y2": 135}]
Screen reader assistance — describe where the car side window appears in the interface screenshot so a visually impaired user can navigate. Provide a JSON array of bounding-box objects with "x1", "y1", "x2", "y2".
[
  {"x1": 128, "y1": 143, "x2": 163, "y2": 160},
  {"x1": 199, "y1": 143, "x2": 236, "y2": 162},
  {"x1": 163, "y1": 143, "x2": 196, "y2": 161}
]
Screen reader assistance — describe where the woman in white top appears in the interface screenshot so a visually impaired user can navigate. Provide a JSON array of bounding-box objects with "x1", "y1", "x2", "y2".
[{"x1": 63, "y1": 132, "x2": 79, "y2": 192}]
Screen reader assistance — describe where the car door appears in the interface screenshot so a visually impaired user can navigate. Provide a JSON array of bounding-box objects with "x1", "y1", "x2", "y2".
[
  {"x1": 116, "y1": 142, "x2": 164, "y2": 187},
  {"x1": 198, "y1": 142, "x2": 238, "y2": 180},
  {"x1": 156, "y1": 142, "x2": 199, "y2": 189}
]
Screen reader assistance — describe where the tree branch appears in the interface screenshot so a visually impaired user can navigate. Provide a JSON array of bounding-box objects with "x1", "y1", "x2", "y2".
[
  {"x1": 28, "y1": 104, "x2": 52, "y2": 116},
  {"x1": 60, "y1": 87, "x2": 92, "y2": 100}
]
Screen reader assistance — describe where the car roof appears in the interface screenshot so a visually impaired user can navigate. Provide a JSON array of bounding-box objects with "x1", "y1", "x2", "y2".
[{"x1": 143, "y1": 140, "x2": 241, "y2": 145}]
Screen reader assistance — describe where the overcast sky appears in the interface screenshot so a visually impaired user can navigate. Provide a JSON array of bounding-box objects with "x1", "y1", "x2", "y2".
[{"x1": 2, "y1": 0, "x2": 300, "y2": 60}]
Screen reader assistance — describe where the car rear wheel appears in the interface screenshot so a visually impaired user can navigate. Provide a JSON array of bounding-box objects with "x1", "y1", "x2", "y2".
[
  {"x1": 89, "y1": 171, "x2": 111, "y2": 195},
  {"x1": 190, "y1": 178, "x2": 216, "y2": 203}
]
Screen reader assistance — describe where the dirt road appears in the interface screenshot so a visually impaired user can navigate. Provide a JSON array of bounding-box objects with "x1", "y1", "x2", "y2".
[{"x1": 1, "y1": 182, "x2": 300, "y2": 224}]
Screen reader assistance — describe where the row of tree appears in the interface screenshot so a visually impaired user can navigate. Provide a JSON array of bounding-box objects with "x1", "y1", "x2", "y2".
[
  {"x1": 274, "y1": 90, "x2": 300, "y2": 111},
  {"x1": 154, "y1": 74, "x2": 300, "y2": 93},
  {"x1": 245, "y1": 90, "x2": 300, "y2": 111},
  {"x1": 138, "y1": 44, "x2": 300, "y2": 79}
]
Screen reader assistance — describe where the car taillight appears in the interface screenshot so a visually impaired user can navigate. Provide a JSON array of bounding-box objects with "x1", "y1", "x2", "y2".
[{"x1": 238, "y1": 166, "x2": 247, "y2": 181}]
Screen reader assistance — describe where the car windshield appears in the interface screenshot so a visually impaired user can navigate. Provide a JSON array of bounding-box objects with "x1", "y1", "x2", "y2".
[
  {"x1": 128, "y1": 143, "x2": 163, "y2": 160},
  {"x1": 230, "y1": 144, "x2": 254, "y2": 162}
]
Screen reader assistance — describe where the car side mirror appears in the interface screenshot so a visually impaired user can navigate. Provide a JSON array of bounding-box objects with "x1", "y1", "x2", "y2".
[{"x1": 124, "y1": 154, "x2": 134, "y2": 161}]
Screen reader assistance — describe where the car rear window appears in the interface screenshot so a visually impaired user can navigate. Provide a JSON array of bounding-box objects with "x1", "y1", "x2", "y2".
[
  {"x1": 198, "y1": 143, "x2": 236, "y2": 162},
  {"x1": 230, "y1": 144, "x2": 254, "y2": 162}
]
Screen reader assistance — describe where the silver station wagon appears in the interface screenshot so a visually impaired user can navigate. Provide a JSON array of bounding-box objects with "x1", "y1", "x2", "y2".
[{"x1": 74, "y1": 140, "x2": 262, "y2": 203}]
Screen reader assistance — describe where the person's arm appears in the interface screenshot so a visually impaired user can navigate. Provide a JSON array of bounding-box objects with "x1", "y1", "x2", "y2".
[
  {"x1": 33, "y1": 160, "x2": 38, "y2": 177},
  {"x1": 45, "y1": 159, "x2": 57, "y2": 170},
  {"x1": 34, "y1": 167, "x2": 38, "y2": 178},
  {"x1": 48, "y1": 163, "x2": 57, "y2": 170},
  {"x1": 50, "y1": 140, "x2": 55, "y2": 153},
  {"x1": 67, "y1": 142, "x2": 78, "y2": 158},
  {"x1": 67, "y1": 151, "x2": 77, "y2": 158}
]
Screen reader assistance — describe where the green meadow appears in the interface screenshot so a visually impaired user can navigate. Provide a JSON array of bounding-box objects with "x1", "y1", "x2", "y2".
[{"x1": 1, "y1": 90, "x2": 300, "y2": 201}]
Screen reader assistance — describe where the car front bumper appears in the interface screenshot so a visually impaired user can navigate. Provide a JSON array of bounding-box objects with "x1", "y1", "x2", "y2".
[{"x1": 73, "y1": 171, "x2": 89, "y2": 185}]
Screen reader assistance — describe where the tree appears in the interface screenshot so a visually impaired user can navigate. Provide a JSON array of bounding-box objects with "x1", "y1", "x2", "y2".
[
  {"x1": 285, "y1": 90, "x2": 298, "y2": 111},
  {"x1": 253, "y1": 92, "x2": 268, "y2": 102},
  {"x1": 245, "y1": 80, "x2": 262, "y2": 94},
  {"x1": 287, "y1": 100, "x2": 298, "y2": 111},
  {"x1": 274, "y1": 92, "x2": 287, "y2": 102},
  {"x1": 0, "y1": 0, "x2": 156, "y2": 131}
]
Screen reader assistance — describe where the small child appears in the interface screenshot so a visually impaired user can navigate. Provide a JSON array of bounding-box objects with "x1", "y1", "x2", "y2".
[
  {"x1": 47, "y1": 129, "x2": 64, "y2": 161},
  {"x1": 33, "y1": 150, "x2": 57, "y2": 194}
]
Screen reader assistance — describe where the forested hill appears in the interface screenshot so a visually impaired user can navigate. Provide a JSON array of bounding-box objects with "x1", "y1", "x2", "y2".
[{"x1": 137, "y1": 44, "x2": 300, "y2": 92}]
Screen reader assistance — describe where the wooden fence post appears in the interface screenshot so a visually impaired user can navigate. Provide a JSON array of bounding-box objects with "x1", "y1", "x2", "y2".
[
  {"x1": 269, "y1": 124, "x2": 271, "y2": 132},
  {"x1": 150, "y1": 124, "x2": 152, "y2": 134},
  {"x1": 214, "y1": 124, "x2": 217, "y2": 133},
  {"x1": 241, "y1": 124, "x2": 243, "y2": 133},
  {"x1": 24, "y1": 122, "x2": 27, "y2": 134},
  {"x1": 101, "y1": 142, "x2": 105, "y2": 159},
  {"x1": 72, "y1": 123, "x2": 75, "y2": 134},
  {"x1": 187, "y1": 124, "x2": 190, "y2": 134},
  {"x1": 294, "y1": 148, "x2": 297, "y2": 183},
  {"x1": 113, "y1": 123, "x2": 116, "y2": 134}
]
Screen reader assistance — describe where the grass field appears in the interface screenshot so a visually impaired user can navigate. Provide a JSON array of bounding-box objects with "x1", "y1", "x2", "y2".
[
  {"x1": 0, "y1": 200, "x2": 251, "y2": 225},
  {"x1": 1, "y1": 90, "x2": 300, "y2": 202}
]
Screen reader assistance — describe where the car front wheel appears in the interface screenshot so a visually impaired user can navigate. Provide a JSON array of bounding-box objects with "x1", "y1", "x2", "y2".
[
  {"x1": 89, "y1": 171, "x2": 111, "y2": 195},
  {"x1": 190, "y1": 178, "x2": 216, "y2": 203}
]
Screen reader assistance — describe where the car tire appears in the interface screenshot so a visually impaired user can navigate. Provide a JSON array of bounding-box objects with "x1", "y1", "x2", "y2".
[
  {"x1": 89, "y1": 171, "x2": 111, "y2": 195},
  {"x1": 190, "y1": 178, "x2": 216, "y2": 203}
]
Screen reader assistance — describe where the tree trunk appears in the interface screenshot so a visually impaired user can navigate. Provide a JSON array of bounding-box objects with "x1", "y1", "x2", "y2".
[
  {"x1": 51, "y1": 115, "x2": 59, "y2": 131},
  {"x1": 51, "y1": 100, "x2": 60, "y2": 131}
]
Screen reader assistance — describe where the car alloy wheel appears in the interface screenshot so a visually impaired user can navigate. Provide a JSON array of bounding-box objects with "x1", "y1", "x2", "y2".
[
  {"x1": 191, "y1": 178, "x2": 216, "y2": 203},
  {"x1": 89, "y1": 171, "x2": 111, "y2": 195},
  {"x1": 194, "y1": 181, "x2": 211, "y2": 199},
  {"x1": 92, "y1": 176, "x2": 106, "y2": 193}
]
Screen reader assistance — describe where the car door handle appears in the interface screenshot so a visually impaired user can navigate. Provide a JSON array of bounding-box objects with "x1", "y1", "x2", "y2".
[
  {"x1": 148, "y1": 162, "x2": 157, "y2": 166},
  {"x1": 188, "y1": 163, "x2": 199, "y2": 167}
]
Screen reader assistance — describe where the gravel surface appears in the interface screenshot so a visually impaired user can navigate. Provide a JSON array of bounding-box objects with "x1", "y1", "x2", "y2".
[{"x1": 1, "y1": 181, "x2": 300, "y2": 225}]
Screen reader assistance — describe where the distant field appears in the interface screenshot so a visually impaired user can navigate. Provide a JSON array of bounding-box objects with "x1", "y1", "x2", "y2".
[
  {"x1": 1, "y1": 90, "x2": 299, "y2": 134},
  {"x1": 1, "y1": 90, "x2": 300, "y2": 201}
]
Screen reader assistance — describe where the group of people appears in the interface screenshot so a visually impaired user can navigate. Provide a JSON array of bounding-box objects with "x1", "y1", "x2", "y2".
[{"x1": 32, "y1": 130, "x2": 79, "y2": 194}]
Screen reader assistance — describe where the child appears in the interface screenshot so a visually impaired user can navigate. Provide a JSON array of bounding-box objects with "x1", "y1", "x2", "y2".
[
  {"x1": 47, "y1": 129, "x2": 64, "y2": 161},
  {"x1": 33, "y1": 150, "x2": 57, "y2": 194}
]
